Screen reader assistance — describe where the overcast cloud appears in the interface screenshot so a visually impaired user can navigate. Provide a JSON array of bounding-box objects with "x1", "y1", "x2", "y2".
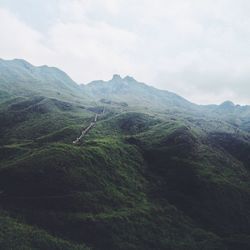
[{"x1": 0, "y1": 0, "x2": 250, "y2": 104}]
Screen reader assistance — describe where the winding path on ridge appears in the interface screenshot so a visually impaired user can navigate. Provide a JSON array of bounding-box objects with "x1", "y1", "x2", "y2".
[
  {"x1": 73, "y1": 107, "x2": 105, "y2": 144},
  {"x1": 0, "y1": 108, "x2": 106, "y2": 200}
]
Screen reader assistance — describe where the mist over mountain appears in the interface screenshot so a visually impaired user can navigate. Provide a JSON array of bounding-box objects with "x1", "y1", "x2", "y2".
[
  {"x1": 0, "y1": 58, "x2": 91, "y2": 104},
  {"x1": 82, "y1": 74, "x2": 194, "y2": 110},
  {"x1": 1, "y1": 59, "x2": 250, "y2": 250}
]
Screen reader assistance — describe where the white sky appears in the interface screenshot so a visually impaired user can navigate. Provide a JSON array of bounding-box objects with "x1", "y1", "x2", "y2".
[{"x1": 0, "y1": 0, "x2": 250, "y2": 104}]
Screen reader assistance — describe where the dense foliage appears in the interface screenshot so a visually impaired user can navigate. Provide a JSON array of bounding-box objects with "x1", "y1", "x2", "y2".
[{"x1": 0, "y1": 59, "x2": 250, "y2": 249}]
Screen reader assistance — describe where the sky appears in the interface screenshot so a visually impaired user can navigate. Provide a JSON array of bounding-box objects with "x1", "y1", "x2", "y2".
[{"x1": 0, "y1": 0, "x2": 250, "y2": 105}]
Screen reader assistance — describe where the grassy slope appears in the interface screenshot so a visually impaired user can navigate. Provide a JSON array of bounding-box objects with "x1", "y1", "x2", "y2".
[
  {"x1": 0, "y1": 211, "x2": 88, "y2": 250},
  {"x1": 0, "y1": 58, "x2": 92, "y2": 105},
  {"x1": 0, "y1": 95, "x2": 250, "y2": 249}
]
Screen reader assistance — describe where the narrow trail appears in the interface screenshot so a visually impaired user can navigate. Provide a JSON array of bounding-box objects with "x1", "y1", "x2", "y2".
[
  {"x1": 0, "y1": 109, "x2": 106, "y2": 201},
  {"x1": 73, "y1": 107, "x2": 105, "y2": 145}
]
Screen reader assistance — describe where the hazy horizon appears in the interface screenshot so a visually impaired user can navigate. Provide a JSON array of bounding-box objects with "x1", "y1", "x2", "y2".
[{"x1": 1, "y1": 0, "x2": 250, "y2": 105}]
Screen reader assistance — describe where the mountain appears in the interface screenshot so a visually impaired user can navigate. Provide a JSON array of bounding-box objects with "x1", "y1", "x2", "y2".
[
  {"x1": 208, "y1": 101, "x2": 250, "y2": 132},
  {"x1": 0, "y1": 58, "x2": 90, "y2": 104},
  {"x1": 1, "y1": 59, "x2": 250, "y2": 249},
  {"x1": 82, "y1": 74, "x2": 250, "y2": 134},
  {"x1": 82, "y1": 74, "x2": 195, "y2": 111}
]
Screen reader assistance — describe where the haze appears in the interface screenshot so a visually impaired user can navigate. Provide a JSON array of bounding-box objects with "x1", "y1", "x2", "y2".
[{"x1": 0, "y1": 0, "x2": 250, "y2": 105}]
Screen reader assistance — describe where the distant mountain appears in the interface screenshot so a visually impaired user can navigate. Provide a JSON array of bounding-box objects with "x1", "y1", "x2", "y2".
[
  {"x1": 0, "y1": 58, "x2": 90, "y2": 104},
  {"x1": 82, "y1": 74, "x2": 194, "y2": 110},
  {"x1": 2, "y1": 58, "x2": 250, "y2": 116},
  {"x1": 219, "y1": 100, "x2": 235, "y2": 109},
  {"x1": 204, "y1": 101, "x2": 250, "y2": 132},
  {"x1": 82, "y1": 74, "x2": 250, "y2": 132}
]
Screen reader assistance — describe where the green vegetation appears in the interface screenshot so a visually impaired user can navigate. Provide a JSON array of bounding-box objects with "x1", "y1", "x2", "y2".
[
  {"x1": 0, "y1": 211, "x2": 89, "y2": 250},
  {"x1": 1, "y1": 59, "x2": 250, "y2": 249}
]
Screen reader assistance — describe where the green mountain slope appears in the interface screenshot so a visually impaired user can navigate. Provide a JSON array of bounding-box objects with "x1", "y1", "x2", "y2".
[
  {"x1": 0, "y1": 58, "x2": 90, "y2": 104},
  {"x1": 82, "y1": 74, "x2": 195, "y2": 111},
  {"x1": 0, "y1": 211, "x2": 89, "y2": 250},
  {"x1": 1, "y1": 59, "x2": 250, "y2": 249},
  {"x1": 83, "y1": 74, "x2": 250, "y2": 132}
]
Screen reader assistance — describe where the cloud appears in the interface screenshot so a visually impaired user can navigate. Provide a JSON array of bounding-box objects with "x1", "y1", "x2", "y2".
[
  {"x1": 0, "y1": 3, "x2": 139, "y2": 83},
  {"x1": 0, "y1": 8, "x2": 52, "y2": 61},
  {"x1": 0, "y1": 0, "x2": 250, "y2": 104}
]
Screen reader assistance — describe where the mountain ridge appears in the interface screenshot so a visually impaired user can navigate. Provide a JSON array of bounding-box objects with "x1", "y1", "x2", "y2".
[
  {"x1": 0, "y1": 58, "x2": 91, "y2": 105},
  {"x1": 1, "y1": 58, "x2": 250, "y2": 249},
  {"x1": 1, "y1": 58, "x2": 250, "y2": 108},
  {"x1": 1, "y1": 58, "x2": 250, "y2": 133}
]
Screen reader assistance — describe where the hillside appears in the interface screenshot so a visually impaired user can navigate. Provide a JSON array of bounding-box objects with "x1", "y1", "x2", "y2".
[
  {"x1": 0, "y1": 59, "x2": 250, "y2": 249},
  {"x1": 82, "y1": 74, "x2": 194, "y2": 111},
  {"x1": 0, "y1": 58, "x2": 91, "y2": 105}
]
